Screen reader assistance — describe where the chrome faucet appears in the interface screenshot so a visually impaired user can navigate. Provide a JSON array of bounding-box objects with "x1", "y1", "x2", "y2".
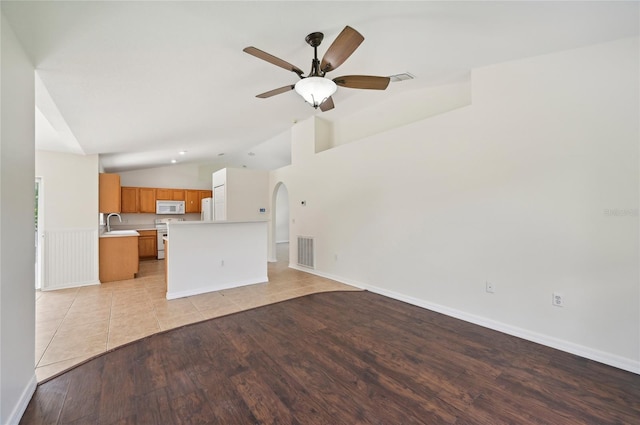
[{"x1": 106, "y1": 213, "x2": 122, "y2": 232}]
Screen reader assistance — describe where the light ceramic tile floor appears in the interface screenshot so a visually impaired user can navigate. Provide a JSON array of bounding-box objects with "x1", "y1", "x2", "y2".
[{"x1": 35, "y1": 244, "x2": 360, "y2": 382}]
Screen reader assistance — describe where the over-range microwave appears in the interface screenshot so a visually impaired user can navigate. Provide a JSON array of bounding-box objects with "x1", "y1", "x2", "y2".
[{"x1": 156, "y1": 200, "x2": 185, "y2": 215}]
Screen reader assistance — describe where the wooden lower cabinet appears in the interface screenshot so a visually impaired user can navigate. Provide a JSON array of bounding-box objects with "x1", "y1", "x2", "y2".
[
  {"x1": 138, "y1": 230, "x2": 157, "y2": 259},
  {"x1": 99, "y1": 236, "x2": 139, "y2": 282}
]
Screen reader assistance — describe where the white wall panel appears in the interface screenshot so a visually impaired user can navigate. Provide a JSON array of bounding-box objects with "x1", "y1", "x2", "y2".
[
  {"x1": 271, "y1": 37, "x2": 640, "y2": 372},
  {"x1": 42, "y1": 229, "x2": 99, "y2": 289}
]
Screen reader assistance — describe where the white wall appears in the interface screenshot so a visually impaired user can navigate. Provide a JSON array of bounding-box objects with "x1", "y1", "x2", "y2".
[
  {"x1": 35, "y1": 151, "x2": 100, "y2": 289},
  {"x1": 215, "y1": 168, "x2": 269, "y2": 222},
  {"x1": 275, "y1": 184, "x2": 289, "y2": 243},
  {"x1": 36, "y1": 151, "x2": 99, "y2": 229},
  {"x1": 332, "y1": 79, "x2": 472, "y2": 148},
  {"x1": 166, "y1": 221, "x2": 268, "y2": 299},
  {"x1": 119, "y1": 162, "x2": 213, "y2": 189},
  {"x1": 271, "y1": 37, "x2": 639, "y2": 373},
  {"x1": 227, "y1": 168, "x2": 269, "y2": 221},
  {"x1": 0, "y1": 13, "x2": 37, "y2": 424}
]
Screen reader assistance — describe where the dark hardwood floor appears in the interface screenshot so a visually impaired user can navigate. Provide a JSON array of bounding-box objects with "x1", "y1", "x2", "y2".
[{"x1": 21, "y1": 291, "x2": 640, "y2": 424}]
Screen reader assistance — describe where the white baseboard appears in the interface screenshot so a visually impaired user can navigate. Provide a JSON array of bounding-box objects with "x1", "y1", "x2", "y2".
[
  {"x1": 288, "y1": 265, "x2": 640, "y2": 375},
  {"x1": 166, "y1": 276, "x2": 269, "y2": 300},
  {"x1": 41, "y1": 279, "x2": 100, "y2": 291},
  {"x1": 6, "y1": 374, "x2": 37, "y2": 425}
]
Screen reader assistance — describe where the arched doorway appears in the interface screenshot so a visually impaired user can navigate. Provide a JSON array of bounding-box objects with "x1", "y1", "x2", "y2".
[{"x1": 270, "y1": 182, "x2": 290, "y2": 263}]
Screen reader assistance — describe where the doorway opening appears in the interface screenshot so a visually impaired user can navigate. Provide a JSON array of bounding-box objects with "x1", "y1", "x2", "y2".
[{"x1": 271, "y1": 182, "x2": 290, "y2": 263}]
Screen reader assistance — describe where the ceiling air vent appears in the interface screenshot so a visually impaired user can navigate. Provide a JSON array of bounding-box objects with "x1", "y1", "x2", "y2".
[{"x1": 389, "y1": 72, "x2": 416, "y2": 83}]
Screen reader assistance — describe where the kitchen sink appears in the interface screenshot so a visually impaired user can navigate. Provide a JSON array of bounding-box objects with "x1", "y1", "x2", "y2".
[{"x1": 100, "y1": 230, "x2": 140, "y2": 237}]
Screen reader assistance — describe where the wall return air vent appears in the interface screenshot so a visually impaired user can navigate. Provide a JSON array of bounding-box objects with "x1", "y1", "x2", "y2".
[{"x1": 297, "y1": 236, "x2": 315, "y2": 269}]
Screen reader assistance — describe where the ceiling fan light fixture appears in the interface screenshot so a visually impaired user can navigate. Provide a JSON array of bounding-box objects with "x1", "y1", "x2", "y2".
[{"x1": 294, "y1": 77, "x2": 337, "y2": 108}]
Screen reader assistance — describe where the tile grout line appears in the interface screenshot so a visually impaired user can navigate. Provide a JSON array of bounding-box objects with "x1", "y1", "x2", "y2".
[{"x1": 35, "y1": 290, "x2": 78, "y2": 369}]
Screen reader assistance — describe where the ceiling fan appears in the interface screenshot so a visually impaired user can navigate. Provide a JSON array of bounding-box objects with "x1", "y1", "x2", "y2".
[{"x1": 243, "y1": 26, "x2": 390, "y2": 112}]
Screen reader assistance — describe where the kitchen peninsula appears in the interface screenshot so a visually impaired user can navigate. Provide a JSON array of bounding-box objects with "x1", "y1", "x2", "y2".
[{"x1": 165, "y1": 220, "x2": 268, "y2": 300}]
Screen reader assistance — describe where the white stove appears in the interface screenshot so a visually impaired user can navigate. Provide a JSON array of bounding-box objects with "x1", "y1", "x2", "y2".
[{"x1": 154, "y1": 218, "x2": 183, "y2": 259}]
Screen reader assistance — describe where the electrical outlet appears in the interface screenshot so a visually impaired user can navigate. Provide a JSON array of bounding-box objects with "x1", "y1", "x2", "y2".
[
  {"x1": 552, "y1": 293, "x2": 564, "y2": 307},
  {"x1": 485, "y1": 281, "x2": 495, "y2": 293}
]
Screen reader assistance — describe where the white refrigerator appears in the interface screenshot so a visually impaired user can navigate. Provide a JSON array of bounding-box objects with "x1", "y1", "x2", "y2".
[{"x1": 201, "y1": 197, "x2": 213, "y2": 221}]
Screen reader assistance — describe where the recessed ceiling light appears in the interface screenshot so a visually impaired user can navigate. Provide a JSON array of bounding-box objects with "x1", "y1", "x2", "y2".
[
  {"x1": 179, "y1": 150, "x2": 187, "y2": 155},
  {"x1": 218, "y1": 153, "x2": 225, "y2": 156},
  {"x1": 170, "y1": 159, "x2": 177, "y2": 164}
]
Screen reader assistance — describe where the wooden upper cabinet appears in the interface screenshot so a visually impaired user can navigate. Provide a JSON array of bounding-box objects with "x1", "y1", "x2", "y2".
[
  {"x1": 156, "y1": 188, "x2": 171, "y2": 200},
  {"x1": 119, "y1": 186, "x2": 210, "y2": 214},
  {"x1": 185, "y1": 190, "x2": 200, "y2": 213},
  {"x1": 120, "y1": 187, "x2": 138, "y2": 213},
  {"x1": 199, "y1": 190, "x2": 213, "y2": 201},
  {"x1": 99, "y1": 173, "x2": 121, "y2": 213},
  {"x1": 139, "y1": 188, "x2": 156, "y2": 213},
  {"x1": 171, "y1": 189, "x2": 185, "y2": 201}
]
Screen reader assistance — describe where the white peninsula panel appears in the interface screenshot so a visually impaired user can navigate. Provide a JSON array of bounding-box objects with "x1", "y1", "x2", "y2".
[{"x1": 166, "y1": 220, "x2": 268, "y2": 300}]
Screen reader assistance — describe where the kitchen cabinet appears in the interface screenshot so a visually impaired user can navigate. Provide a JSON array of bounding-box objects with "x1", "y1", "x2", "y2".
[
  {"x1": 171, "y1": 189, "x2": 185, "y2": 201},
  {"x1": 156, "y1": 188, "x2": 185, "y2": 201},
  {"x1": 99, "y1": 235, "x2": 139, "y2": 282},
  {"x1": 137, "y1": 229, "x2": 157, "y2": 259},
  {"x1": 156, "y1": 188, "x2": 171, "y2": 200},
  {"x1": 99, "y1": 173, "x2": 121, "y2": 213},
  {"x1": 199, "y1": 190, "x2": 213, "y2": 203},
  {"x1": 122, "y1": 186, "x2": 209, "y2": 213},
  {"x1": 120, "y1": 187, "x2": 138, "y2": 213},
  {"x1": 139, "y1": 188, "x2": 156, "y2": 213},
  {"x1": 186, "y1": 190, "x2": 212, "y2": 213},
  {"x1": 185, "y1": 190, "x2": 200, "y2": 213}
]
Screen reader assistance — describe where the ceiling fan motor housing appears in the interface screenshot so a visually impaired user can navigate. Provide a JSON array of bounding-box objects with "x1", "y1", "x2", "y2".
[{"x1": 305, "y1": 32, "x2": 324, "y2": 48}]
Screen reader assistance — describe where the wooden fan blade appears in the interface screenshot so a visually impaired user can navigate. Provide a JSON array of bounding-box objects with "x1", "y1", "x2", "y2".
[
  {"x1": 256, "y1": 85, "x2": 295, "y2": 99},
  {"x1": 319, "y1": 96, "x2": 335, "y2": 112},
  {"x1": 320, "y1": 26, "x2": 364, "y2": 73},
  {"x1": 333, "y1": 75, "x2": 390, "y2": 90},
  {"x1": 243, "y1": 47, "x2": 304, "y2": 76}
]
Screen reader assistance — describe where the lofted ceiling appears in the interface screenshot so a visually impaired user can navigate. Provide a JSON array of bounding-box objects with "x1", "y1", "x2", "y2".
[{"x1": 2, "y1": 1, "x2": 638, "y2": 172}]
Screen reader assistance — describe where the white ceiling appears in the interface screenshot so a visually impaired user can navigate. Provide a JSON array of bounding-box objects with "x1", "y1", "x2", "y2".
[{"x1": 2, "y1": 1, "x2": 638, "y2": 172}]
